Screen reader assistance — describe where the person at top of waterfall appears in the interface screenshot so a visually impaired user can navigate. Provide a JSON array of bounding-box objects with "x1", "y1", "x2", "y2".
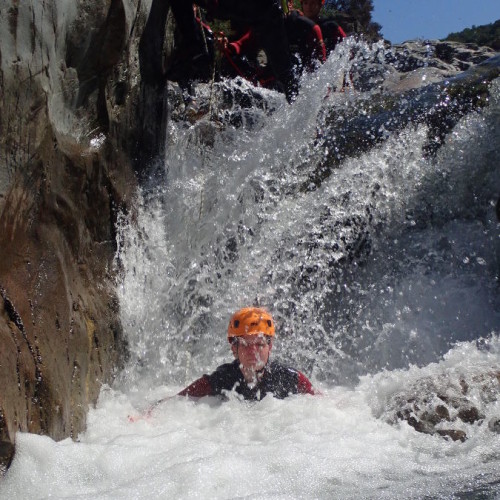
[
  {"x1": 222, "y1": 11, "x2": 326, "y2": 85},
  {"x1": 300, "y1": 0, "x2": 346, "y2": 55},
  {"x1": 167, "y1": 0, "x2": 299, "y2": 102},
  {"x1": 153, "y1": 307, "x2": 316, "y2": 409}
]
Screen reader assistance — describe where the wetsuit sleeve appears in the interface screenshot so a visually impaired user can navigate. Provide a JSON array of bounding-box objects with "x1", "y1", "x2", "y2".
[
  {"x1": 297, "y1": 371, "x2": 315, "y2": 395},
  {"x1": 285, "y1": 11, "x2": 325, "y2": 69},
  {"x1": 310, "y1": 24, "x2": 326, "y2": 63},
  {"x1": 177, "y1": 375, "x2": 213, "y2": 397}
]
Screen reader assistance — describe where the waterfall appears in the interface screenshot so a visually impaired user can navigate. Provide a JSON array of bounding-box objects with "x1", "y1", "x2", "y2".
[{"x1": 117, "y1": 41, "x2": 500, "y2": 388}]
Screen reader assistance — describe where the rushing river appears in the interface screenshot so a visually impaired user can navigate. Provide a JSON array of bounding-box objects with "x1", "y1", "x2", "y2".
[{"x1": 1, "y1": 41, "x2": 500, "y2": 499}]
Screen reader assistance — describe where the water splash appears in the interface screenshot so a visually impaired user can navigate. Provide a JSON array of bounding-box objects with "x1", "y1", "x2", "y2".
[{"x1": 115, "y1": 43, "x2": 500, "y2": 389}]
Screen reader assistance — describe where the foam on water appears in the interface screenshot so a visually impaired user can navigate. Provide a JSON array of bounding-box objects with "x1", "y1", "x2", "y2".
[{"x1": 1, "y1": 338, "x2": 499, "y2": 499}]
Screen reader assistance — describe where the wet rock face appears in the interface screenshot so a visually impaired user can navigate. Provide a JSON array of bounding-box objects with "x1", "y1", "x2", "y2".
[
  {"x1": 0, "y1": 0, "x2": 149, "y2": 470},
  {"x1": 0, "y1": 130, "x2": 125, "y2": 452}
]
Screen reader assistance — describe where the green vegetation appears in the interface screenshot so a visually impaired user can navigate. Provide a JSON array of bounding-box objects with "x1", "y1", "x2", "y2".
[{"x1": 444, "y1": 19, "x2": 500, "y2": 50}]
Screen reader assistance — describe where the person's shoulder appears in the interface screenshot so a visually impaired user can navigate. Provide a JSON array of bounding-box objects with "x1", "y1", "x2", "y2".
[
  {"x1": 318, "y1": 17, "x2": 340, "y2": 27},
  {"x1": 268, "y1": 360, "x2": 313, "y2": 381},
  {"x1": 266, "y1": 361, "x2": 315, "y2": 395}
]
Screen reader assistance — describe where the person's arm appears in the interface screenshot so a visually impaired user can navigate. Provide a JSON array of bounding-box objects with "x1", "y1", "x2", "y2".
[
  {"x1": 128, "y1": 376, "x2": 213, "y2": 422},
  {"x1": 227, "y1": 29, "x2": 256, "y2": 56},
  {"x1": 177, "y1": 375, "x2": 213, "y2": 397},
  {"x1": 309, "y1": 23, "x2": 326, "y2": 64},
  {"x1": 297, "y1": 371, "x2": 316, "y2": 395},
  {"x1": 323, "y1": 21, "x2": 346, "y2": 52}
]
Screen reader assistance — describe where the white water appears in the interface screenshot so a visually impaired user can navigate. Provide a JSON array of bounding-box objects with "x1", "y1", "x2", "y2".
[{"x1": 2, "y1": 42, "x2": 500, "y2": 499}]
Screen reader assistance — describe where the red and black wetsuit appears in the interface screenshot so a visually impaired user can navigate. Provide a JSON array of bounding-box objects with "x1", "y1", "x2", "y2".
[
  {"x1": 286, "y1": 10, "x2": 326, "y2": 70},
  {"x1": 316, "y1": 18, "x2": 346, "y2": 55},
  {"x1": 168, "y1": 0, "x2": 298, "y2": 100},
  {"x1": 178, "y1": 360, "x2": 315, "y2": 400},
  {"x1": 224, "y1": 12, "x2": 325, "y2": 88}
]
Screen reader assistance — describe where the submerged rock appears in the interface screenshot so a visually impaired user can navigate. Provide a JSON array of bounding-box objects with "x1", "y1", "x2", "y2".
[
  {"x1": 306, "y1": 52, "x2": 500, "y2": 192},
  {"x1": 384, "y1": 370, "x2": 500, "y2": 441}
]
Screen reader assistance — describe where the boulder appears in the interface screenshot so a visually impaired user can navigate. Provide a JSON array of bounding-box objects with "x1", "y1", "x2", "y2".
[{"x1": 387, "y1": 40, "x2": 496, "y2": 74}]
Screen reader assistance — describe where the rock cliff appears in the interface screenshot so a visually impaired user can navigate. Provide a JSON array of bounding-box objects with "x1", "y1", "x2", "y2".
[{"x1": 0, "y1": 0, "x2": 167, "y2": 470}]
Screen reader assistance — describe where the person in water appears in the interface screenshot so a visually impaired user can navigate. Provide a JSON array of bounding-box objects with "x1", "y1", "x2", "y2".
[
  {"x1": 221, "y1": 11, "x2": 326, "y2": 88},
  {"x1": 180, "y1": 307, "x2": 315, "y2": 400},
  {"x1": 150, "y1": 307, "x2": 315, "y2": 411}
]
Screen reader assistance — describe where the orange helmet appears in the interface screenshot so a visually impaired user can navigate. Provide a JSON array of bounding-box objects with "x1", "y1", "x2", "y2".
[{"x1": 227, "y1": 307, "x2": 275, "y2": 340}]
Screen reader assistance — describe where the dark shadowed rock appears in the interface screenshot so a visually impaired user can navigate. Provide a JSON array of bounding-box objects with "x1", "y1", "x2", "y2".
[
  {"x1": 457, "y1": 406, "x2": 484, "y2": 424},
  {"x1": 435, "y1": 429, "x2": 467, "y2": 442}
]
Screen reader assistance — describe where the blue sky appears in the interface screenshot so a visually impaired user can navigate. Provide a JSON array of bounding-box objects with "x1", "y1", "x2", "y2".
[{"x1": 372, "y1": 0, "x2": 500, "y2": 43}]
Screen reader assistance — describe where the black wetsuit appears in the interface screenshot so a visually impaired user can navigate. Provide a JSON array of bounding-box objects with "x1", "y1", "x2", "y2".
[
  {"x1": 223, "y1": 10, "x2": 325, "y2": 88},
  {"x1": 286, "y1": 10, "x2": 326, "y2": 71},
  {"x1": 316, "y1": 18, "x2": 346, "y2": 55},
  {"x1": 178, "y1": 360, "x2": 315, "y2": 401}
]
